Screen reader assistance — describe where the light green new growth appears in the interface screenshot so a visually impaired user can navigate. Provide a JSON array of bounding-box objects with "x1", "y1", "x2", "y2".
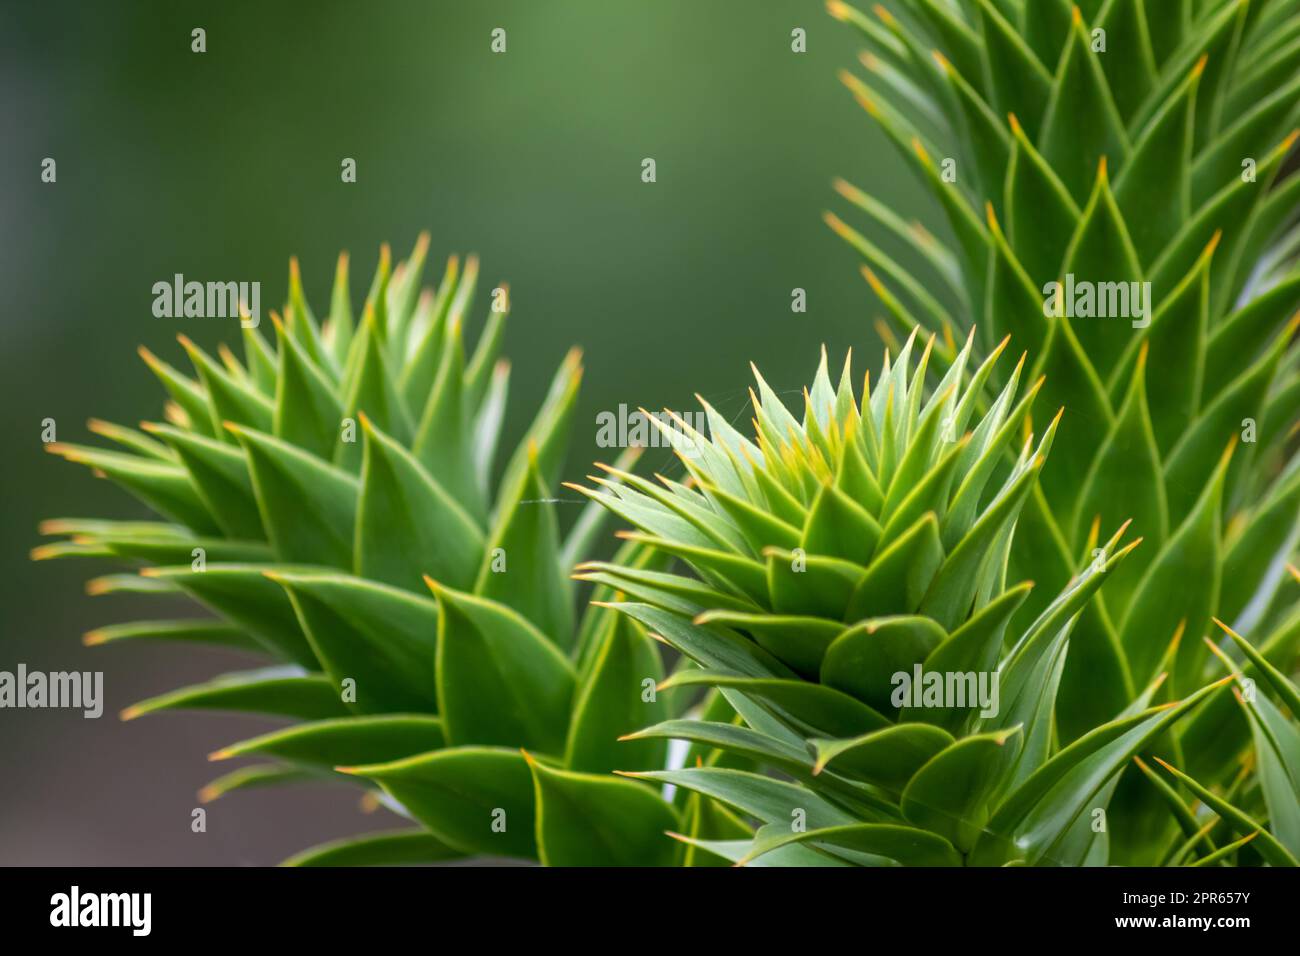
[
  {"x1": 34, "y1": 0, "x2": 1300, "y2": 868},
  {"x1": 582, "y1": 339, "x2": 1296, "y2": 866}
]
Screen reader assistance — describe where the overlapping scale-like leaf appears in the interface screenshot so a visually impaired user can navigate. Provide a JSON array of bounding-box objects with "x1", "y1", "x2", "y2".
[
  {"x1": 828, "y1": 1, "x2": 1300, "y2": 854},
  {"x1": 40, "y1": 237, "x2": 677, "y2": 866},
  {"x1": 584, "y1": 341, "x2": 1237, "y2": 864}
]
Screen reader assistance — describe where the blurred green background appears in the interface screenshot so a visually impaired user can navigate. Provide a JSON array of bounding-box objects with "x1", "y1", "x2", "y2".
[{"x1": 0, "y1": 0, "x2": 930, "y2": 863}]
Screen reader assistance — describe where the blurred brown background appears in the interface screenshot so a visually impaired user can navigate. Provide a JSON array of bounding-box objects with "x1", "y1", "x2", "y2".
[{"x1": 0, "y1": 0, "x2": 933, "y2": 864}]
